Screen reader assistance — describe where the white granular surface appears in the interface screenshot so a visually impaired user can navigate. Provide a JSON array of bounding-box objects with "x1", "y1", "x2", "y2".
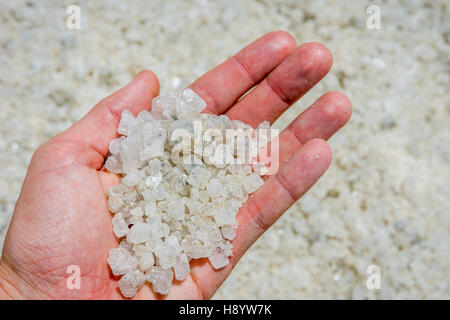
[
  {"x1": 106, "y1": 89, "x2": 266, "y2": 297},
  {"x1": 0, "y1": 0, "x2": 449, "y2": 299}
]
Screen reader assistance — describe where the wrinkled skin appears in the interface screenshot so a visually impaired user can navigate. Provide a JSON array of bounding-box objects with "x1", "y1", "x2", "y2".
[{"x1": 0, "y1": 31, "x2": 351, "y2": 299}]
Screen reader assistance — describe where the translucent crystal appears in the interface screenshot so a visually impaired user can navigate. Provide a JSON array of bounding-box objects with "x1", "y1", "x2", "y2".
[
  {"x1": 243, "y1": 173, "x2": 264, "y2": 193},
  {"x1": 133, "y1": 244, "x2": 150, "y2": 257},
  {"x1": 105, "y1": 154, "x2": 123, "y2": 174},
  {"x1": 122, "y1": 169, "x2": 144, "y2": 187},
  {"x1": 214, "y1": 208, "x2": 236, "y2": 226},
  {"x1": 147, "y1": 267, "x2": 174, "y2": 295},
  {"x1": 221, "y1": 224, "x2": 236, "y2": 240},
  {"x1": 173, "y1": 253, "x2": 190, "y2": 281},
  {"x1": 109, "y1": 137, "x2": 123, "y2": 154},
  {"x1": 117, "y1": 109, "x2": 137, "y2": 136},
  {"x1": 119, "y1": 270, "x2": 146, "y2": 298},
  {"x1": 167, "y1": 202, "x2": 185, "y2": 220},
  {"x1": 206, "y1": 179, "x2": 222, "y2": 198},
  {"x1": 108, "y1": 184, "x2": 130, "y2": 198},
  {"x1": 127, "y1": 223, "x2": 151, "y2": 244},
  {"x1": 108, "y1": 196, "x2": 124, "y2": 213},
  {"x1": 208, "y1": 247, "x2": 229, "y2": 269},
  {"x1": 140, "y1": 141, "x2": 164, "y2": 161},
  {"x1": 112, "y1": 212, "x2": 129, "y2": 238},
  {"x1": 108, "y1": 248, "x2": 138, "y2": 276},
  {"x1": 139, "y1": 253, "x2": 155, "y2": 271}
]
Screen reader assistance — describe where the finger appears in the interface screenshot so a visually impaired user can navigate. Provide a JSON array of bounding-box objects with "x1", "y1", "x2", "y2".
[
  {"x1": 226, "y1": 42, "x2": 333, "y2": 127},
  {"x1": 58, "y1": 70, "x2": 159, "y2": 168},
  {"x1": 190, "y1": 139, "x2": 332, "y2": 298},
  {"x1": 272, "y1": 91, "x2": 351, "y2": 167},
  {"x1": 189, "y1": 31, "x2": 296, "y2": 115}
]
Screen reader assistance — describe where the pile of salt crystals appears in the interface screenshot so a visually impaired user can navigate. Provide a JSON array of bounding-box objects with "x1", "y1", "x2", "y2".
[{"x1": 105, "y1": 89, "x2": 269, "y2": 297}]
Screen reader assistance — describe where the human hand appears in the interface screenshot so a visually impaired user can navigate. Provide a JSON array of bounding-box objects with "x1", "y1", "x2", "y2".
[{"x1": 0, "y1": 31, "x2": 351, "y2": 299}]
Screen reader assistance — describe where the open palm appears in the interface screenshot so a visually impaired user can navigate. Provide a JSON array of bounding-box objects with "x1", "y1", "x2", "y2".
[{"x1": 0, "y1": 31, "x2": 351, "y2": 299}]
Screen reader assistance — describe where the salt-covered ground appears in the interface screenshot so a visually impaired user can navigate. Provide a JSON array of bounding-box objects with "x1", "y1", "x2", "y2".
[{"x1": 0, "y1": 0, "x2": 448, "y2": 299}]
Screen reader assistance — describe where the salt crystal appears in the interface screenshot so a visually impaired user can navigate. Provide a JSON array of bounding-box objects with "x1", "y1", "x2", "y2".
[
  {"x1": 147, "y1": 267, "x2": 174, "y2": 295},
  {"x1": 122, "y1": 169, "x2": 144, "y2": 187},
  {"x1": 104, "y1": 154, "x2": 123, "y2": 174},
  {"x1": 206, "y1": 179, "x2": 222, "y2": 198},
  {"x1": 167, "y1": 202, "x2": 185, "y2": 220},
  {"x1": 243, "y1": 173, "x2": 264, "y2": 193},
  {"x1": 108, "y1": 248, "x2": 138, "y2": 276},
  {"x1": 112, "y1": 212, "x2": 129, "y2": 238},
  {"x1": 221, "y1": 224, "x2": 236, "y2": 240},
  {"x1": 130, "y1": 206, "x2": 144, "y2": 217},
  {"x1": 133, "y1": 244, "x2": 150, "y2": 257},
  {"x1": 208, "y1": 247, "x2": 229, "y2": 269},
  {"x1": 108, "y1": 184, "x2": 130, "y2": 198},
  {"x1": 214, "y1": 208, "x2": 236, "y2": 226},
  {"x1": 145, "y1": 173, "x2": 162, "y2": 188},
  {"x1": 108, "y1": 196, "x2": 124, "y2": 213},
  {"x1": 109, "y1": 137, "x2": 123, "y2": 154},
  {"x1": 117, "y1": 109, "x2": 136, "y2": 136},
  {"x1": 173, "y1": 253, "x2": 190, "y2": 281},
  {"x1": 127, "y1": 223, "x2": 151, "y2": 244},
  {"x1": 140, "y1": 141, "x2": 164, "y2": 161},
  {"x1": 118, "y1": 270, "x2": 146, "y2": 298},
  {"x1": 139, "y1": 253, "x2": 155, "y2": 271}
]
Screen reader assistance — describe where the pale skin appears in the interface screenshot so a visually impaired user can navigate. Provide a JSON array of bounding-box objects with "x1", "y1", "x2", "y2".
[{"x1": 0, "y1": 31, "x2": 351, "y2": 299}]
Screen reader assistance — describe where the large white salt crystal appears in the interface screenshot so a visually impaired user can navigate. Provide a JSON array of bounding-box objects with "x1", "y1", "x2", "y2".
[
  {"x1": 150, "y1": 94, "x2": 177, "y2": 120},
  {"x1": 105, "y1": 154, "x2": 123, "y2": 174},
  {"x1": 130, "y1": 206, "x2": 144, "y2": 217},
  {"x1": 210, "y1": 143, "x2": 234, "y2": 168},
  {"x1": 206, "y1": 179, "x2": 222, "y2": 198},
  {"x1": 214, "y1": 208, "x2": 236, "y2": 226},
  {"x1": 173, "y1": 253, "x2": 190, "y2": 281},
  {"x1": 165, "y1": 235, "x2": 182, "y2": 256},
  {"x1": 243, "y1": 173, "x2": 264, "y2": 193},
  {"x1": 127, "y1": 223, "x2": 151, "y2": 244},
  {"x1": 145, "y1": 173, "x2": 162, "y2": 189},
  {"x1": 138, "y1": 253, "x2": 155, "y2": 271},
  {"x1": 133, "y1": 243, "x2": 150, "y2": 257},
  {"x1": 167, "y1": 202, "x2": 185, "y2": 220},
  {"x1": 215, "y1": 239, "x2": 233, "y2": 256},
  {"x1": 122, "y1": 190, "x2": 137, "y2": 203},
  {"x1": 108, "y1": 248, "x2": 138, "y2": 276},
  {"x1": 108, "y1": 196, "x2": 124, "y2": 213},
  {"x1": 187, "y1": 167, "x2": 211, "y2": 188},
  {"x1": 181, "y1": 88, "x2": 206, "y2": 113},
  {"x1": 112, "y1": 212, "x2": 129, "y2": 238},
  {"x1": 120, "y1": 134, "x2": 141, "y2": 172},
  {"x1": 144, "y1": 201, "x2": 159, "y2": 218},
  {"x1": 221, "y1": 224, "x2": 236, "y2": 240},
  {"x1": 118, "y1": 270, "x2": 146, "y2": 298},
  {"x1": 154, "y1": 185, "x2": 169, "y2": 200},
  {"x1": 186, "y1": 199, "x2": 203, "y2": 215},
  {"x1": 108, "y1": 184, "x2": 130, "y2": 198},
  {"x1": 122, "y1": 169, "x2": 144, "y2": 187},
  {"x1": 147, "y1": 267, "x2": 174, "y2": 295},
  {"x1": 109, "y1": 137, "x2": 123, "y2": 155},
  {"x1": 208, "y1": 247, "x2": 229, "y2": 269},
  {"x1": 136, "y1": 110, "x2": 153, "y2": 122},
  {"x1": 117, "y1": 109, "x2": 137, "y2": 136},
  {"x1": 140, "y1": 141, "x2": 164, "y2": 161}
]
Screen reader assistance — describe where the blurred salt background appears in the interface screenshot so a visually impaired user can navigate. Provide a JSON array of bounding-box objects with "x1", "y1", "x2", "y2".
[{"x1": 0, "y1": 0, "x2": 448, "y2": 299}]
